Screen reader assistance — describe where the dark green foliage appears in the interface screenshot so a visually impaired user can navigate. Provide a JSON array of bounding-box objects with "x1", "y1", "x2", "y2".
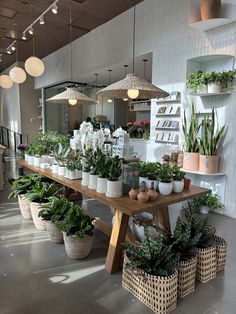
[
  {"x1": 96, "y1": 148, "x2": 110, "y2": 178},
  {"x1": 172, "y1": 165, "x2": 185, "y2": 181},
  {"x1": 107, "y1": 155, "x2": 122, "y2": 181},
  {"x1": 158, "y1": 163, "x2": 173, "y2": 183},
  {"x1": 26, "y1": 181, "x2": 61, "y2": 203},
  {"x1": 190, "y1": 193, "x2": 224, "y2": 213},
  {"x1": 56, "y1": 205, "x2": 94, "y2": 239},
  {"x1": 82, "y1": 147, "x2": 94, "y2": 172},
  {"x1": 39, "y1": 196, "x2": 72, "y2": 222},
  {"x1": 124, "y1": 227, "x2": 178, "y2": 277},
  {"x1": 8, "y1": 173, "x2": 42, "y2": 198}
]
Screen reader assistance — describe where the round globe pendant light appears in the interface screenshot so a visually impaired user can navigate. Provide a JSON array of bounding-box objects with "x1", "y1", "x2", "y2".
[
  {"x1": 9, "y1": 66, "x2": 27, "y2": 84},
  {"x1": 68, "y1": 99, "x2": 77, "y2": 105},
  {"x1": 25, "y1": 56, "x2": 45, "y2": 77},
  {"x1": 0, "y1": 75, "x2": 13, "y2": 89}
]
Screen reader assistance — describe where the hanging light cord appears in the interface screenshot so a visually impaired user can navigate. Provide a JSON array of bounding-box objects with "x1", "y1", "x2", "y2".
[
  {"x1": 70, "y1": 7, "x2": 73, "y2": 81},
  {"x1": 132, "y1": 6, "x2": 136, "y2": 73}
]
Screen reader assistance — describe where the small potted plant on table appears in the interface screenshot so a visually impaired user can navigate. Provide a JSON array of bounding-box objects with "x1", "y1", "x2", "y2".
[
  {"x1": 146, "y1": 162, "x2": 160, "y2": 190},
  {"x1": 158, "y1": 163, "x2": 173, "y2": 195},
  {"x1": 56, "y1": 204, "x2": 94, "y2": 259},
  {"x1": 96, "y1": 149, "x2": 109, "y2": 194},
  {"x1": 106, "y1": 155, "x2": 123, "y2": 198},
  {"x1": 172, "y1": 165, "x2": 185, "y2": 193},
  {"x1": 81, "y1": 147, "x2": 93, "y2": 186}
]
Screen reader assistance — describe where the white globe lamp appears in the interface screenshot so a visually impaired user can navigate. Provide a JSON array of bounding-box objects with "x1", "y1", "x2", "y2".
[
  {"x1": 127, "y1": 89, "x2": 139, "y2": 99},
  {"x1": 0, "y1": 75, "x2": 13, "y2": 89},
  {"x1": 68, "y1": 99, "x2": 77, "y2": 105},
  {"x1": 25, "y1": 56, "x2": 45, "y2": 77},
  {"x1": 9, "y1": 66, "x2": 27, "y2": 84}
]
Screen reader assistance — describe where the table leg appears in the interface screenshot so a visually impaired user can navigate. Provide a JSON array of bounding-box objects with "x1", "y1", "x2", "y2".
[
  {"x1": 153, "y1": 205, "x2": 171, "y2": 233},
  {"x1": 105, "y1": 209, "x2": 129, "y2": 274}
]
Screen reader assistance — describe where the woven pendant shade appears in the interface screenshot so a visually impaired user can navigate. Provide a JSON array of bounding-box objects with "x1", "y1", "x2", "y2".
[
  {"x1": 46, "y1": 87, "x2": 95, "y2": 105},
  {"x1": 96, "y1": 73, "x2": 169, "y2": 99}
]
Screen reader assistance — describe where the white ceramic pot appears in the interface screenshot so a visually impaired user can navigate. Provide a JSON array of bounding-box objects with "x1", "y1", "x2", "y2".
[
  {"x1": 65, "y1": 168, "x2": 70, "y2": 178},
  {"x1": 106, "y1": 180, "x2": 123, "y2": 198},
  {"x1": 24, "y1": 153, "x2": 29, "y2": 162},
  {"x1": 40, "y1": 156, "x2": 46, "y2": 164},
  {"x1": 52, "y1": 164, "x2": 58, "y2": 173},
  {"x1": 139, "y1": 176, "x2": 148, "y2": 187},
  {"x1": 75, "y1": 169, "x2": 82, "y2": 179},
  {"x1": 146, "y1": 179, "x2": 158, "y2": 190},
  {"x1": 197, "y1": 84, "x2": 208, "y2": 94},
  {"x1": 48, "y1": 155, "x2": 55, "y2": 166},
  {"x1": 18, "y1": 195, "x2": 32, "y2": 220},
  {"x1": 81, "y1": 171, "x2": 90, "y2": 186},
  {"x1": 58, "y1": 166, "x2": 66, "y2": 176},
  {"x1": 173, "y1": 180, "x2": 184, "y2": 193},
  {"x1": 200, "y1": 205, "x2": 210, "y2": 215},
  {"x1": 89, "y1": 174, "x2": 98, "y2": 189},
  {"x1": 33, "y1": 156, "x2": 41, "y2": 167},
  {"x1": 96, "y1": 177, "x2": 107, "y2": 193},
  {"x1": 62, "y1": 232, "x2": 93, "y2": 260},
  {"x1": 208, "y1": 82, "x2": 220, "y2": 94},
  {"x1": 30, "y1": 202, "x2": 46, "y2": 231},
  {"x1": 159, "y1": 181, "x2": 173, "y2": 196},
  {"x1": 28, "y1": 155, "x2": 34, "y2": 165}
]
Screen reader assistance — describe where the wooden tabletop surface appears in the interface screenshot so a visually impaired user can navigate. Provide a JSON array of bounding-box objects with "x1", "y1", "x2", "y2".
[{"x1": 19, "y1": 160, "x2": 211, "y2": 216}]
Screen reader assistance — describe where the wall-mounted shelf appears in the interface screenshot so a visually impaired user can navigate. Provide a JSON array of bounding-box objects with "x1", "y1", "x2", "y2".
[
  {"x1": 190, "y1": 18, "x2": 236, "y2": 32},
  {"x1": 156, "y1": 98, "x2": 181, "y2": 103},
  {"x1": 155, "y1": 127, "x2": 179, "y2": 131},
  {"x1": 187, "y1": 92, "x2": 231, "y2": 97},
  {"x1": 156, "y1": 113, "x2": 180, "y2": 117},
  {"x1": 155, "y1": 140, "x2": 179, "y2": 144},
  {"x1": 182, "y1": 169, "x2": 226, "y2": 176},
  {"x1": 129, "y1": 100, "x2": 151, "y2": 111}
]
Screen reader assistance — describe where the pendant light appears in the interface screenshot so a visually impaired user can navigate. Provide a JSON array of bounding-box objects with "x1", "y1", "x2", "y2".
[
  {"x1": 47, "y1": 7, "x2": 94, "y2": 106},
  {"x1": 97, "y1": 6, "x2": 169, "y2": 100},
  {"x1": 9, "y1": 36, "x2": 27, "y2": 84},
  {"x1": 0, "y1": 74, "x2": 13, "y2": 89},
  {"x1": 107, "y1": 70, "x2": 113, "y2": 103},
  {"x1": 24, "y1": 5, "x2": 45, "y2": 77},
  {"x1": 123, "y1": 65, "x2": 129, "y2": 101}
]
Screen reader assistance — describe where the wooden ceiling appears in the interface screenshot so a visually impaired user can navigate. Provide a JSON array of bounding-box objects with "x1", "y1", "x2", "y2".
[{"x1": 0, "y1": 0, "x2": 143, "y2": 72}]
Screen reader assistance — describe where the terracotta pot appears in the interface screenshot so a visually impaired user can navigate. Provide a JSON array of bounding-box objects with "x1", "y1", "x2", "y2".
[
  {"x1": 129, "y1": 188, "x2": 139, "y2": 200},
  {"x1": 199, "y1": 155, "x2": 219, "y2": 174},
  {"x1": 30, "y1": 202, "x2": 46, "y2": 231},
  {"x1": 184, "y1": 178, "x2": 191, "y2": 189},
  {"x1": 46, "y1": 221, "x2": 63, "y2": 243},
  {"x1": 147, "y1": 188, "x2": 159, "y2": 201},
  {"x1": 63, "y1": 232, "x2": 93, "y2": 260},
  {"x1": 183, "y1": 152, "x2": 199, "y2": 171},
  {"x1": 177, "y1": 153, "x2": 183, "y2": 167},
  {"x1": 18, "y1": 195, "x2": 32, "y2": 220},
  {"x1": 200, "y1": 0, "x2": 221, "y2": 20},
  {"x1": 137, "y1": 190, "x2": 149, "y2": 203}
]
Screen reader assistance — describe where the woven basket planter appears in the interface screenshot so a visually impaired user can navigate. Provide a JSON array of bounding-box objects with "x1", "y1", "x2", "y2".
[
  {"x1": 178, "y1": 256, "x2": 197, "y2": 298},
  {"x1": 196, "y1": 246, "x2": 216, "y2": 283},
  {"x1": 215, "y1": 236, "x2": 227, "y2": 272},
  {"x1": 122, "y1": 253, "x2": 178, "y2": 314}
]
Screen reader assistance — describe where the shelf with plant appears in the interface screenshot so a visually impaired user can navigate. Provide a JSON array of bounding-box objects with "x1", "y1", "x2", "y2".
[{"x1": 56, "y1": 204, "x2": 94, "y2": 259}]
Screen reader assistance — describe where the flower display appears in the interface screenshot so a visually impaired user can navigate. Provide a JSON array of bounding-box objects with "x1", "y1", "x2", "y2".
[
  {"x1": 127, "y1": 119, "x2": 150, "y2": 139},
  {"x1": 17, "y1": 144, "x2": 27, "y2": 151},
  {"x1": 113, "y1": 127, "x2": 127, "y2": 138}
]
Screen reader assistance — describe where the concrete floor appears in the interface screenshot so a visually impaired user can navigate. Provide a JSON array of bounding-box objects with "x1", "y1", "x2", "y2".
[{"x1": 0, "y1": 156, "x2": 236, "y2": 314}]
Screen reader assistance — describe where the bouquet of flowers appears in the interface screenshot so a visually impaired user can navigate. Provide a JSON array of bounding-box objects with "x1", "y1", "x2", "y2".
[
  {"x1": 17, "y1": 144, "x2": 27, "y2": 152},
  {"x1": 127, "y1": 119, "x2": 150, "y2": 139}
]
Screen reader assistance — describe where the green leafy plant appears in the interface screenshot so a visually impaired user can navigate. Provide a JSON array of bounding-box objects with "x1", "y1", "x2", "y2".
[
  {"x1": 172, "y1": 165, "x2": 185, "y2": 181},
  {"x1": 124, "y1": 227, "x2": 178, "y2": 277},
  {"x1": 190, "y1": 193, "x2": 224, "y2": 213},
  {"x1": 199, "y1": 108, "x2": 225, "y2": 156},
  {"x1": 39, "y1": 196, "x2": 72, "y2": 222},
  {"x1": 183, "y1": 104, "x2": 201, "y2": 153},
  {"x1": 54, "y1": 143, "x2": 71, "y2": 165},
  {"x1": 56, "y1": 204, "x2": 94, "y2": 238},
  {"x1": 107, "y1": 155, "x2": 122, "y2": 181},
  {"x1": 138, "y1": 162, "x2": 149, "y2": 177},
  {"x1": 158, "y1": 163, "x2": 173, "y2": 183},
  {"x1": 96, "y1": 149, "x2": 109, "y2": 178},
  {"x1": 26, "y1": 181, "x2": 61, "y2": 203},
  {"x1": 146, "y1": 162, "x2": 160, "y2": 180},
  {"x1": 81, "y1": 147, "x2": 94, "y2": 172},
  {"x1": 187, "y1": 72, "x2": 208, "y2": 93},
  {"x1": 8, "y1": 173, "x2": 42, "y2": 198}
]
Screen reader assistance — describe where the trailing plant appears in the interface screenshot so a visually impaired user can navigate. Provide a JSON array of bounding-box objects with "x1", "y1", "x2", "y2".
[
  {"x1": 172, "y1": 165, "x2": 185, "y2": 181},
  {"x1": 8, "y1": 173, "x2": 42, "y2": 198},
  {"x1": 158, "y1": 163, "x2": 173, "y2": 183},
  {"x1": 218, "y1": 69, "x2": 236, "y2": 91},
  {"x1": 39, "y1": 196, "x2": 72, "y2": 222},
  {"x1": 124, "y1": 227, "x2": 178, "y2": 277},
  {"x1": 190, "y1": 193, "x2": 224, "y2": 213},
  {"x1": 26, "y1": 181, "x2": 61, "y2": 203},
  {"x1": 107, "y1": 155, "x2": 122, "y2": 181},
  {"x1": 183, "y1": 104, "x2": 201, "y2": 153},
  {"x1": 187, "y1": 71, "x2": 208, "y2": 93},
  {"x1": 199, "y1": 108, "x2": 225, "y2": 156},
  {"x1": 56, "y1": 204, "x2": 94, "y2": 238}
]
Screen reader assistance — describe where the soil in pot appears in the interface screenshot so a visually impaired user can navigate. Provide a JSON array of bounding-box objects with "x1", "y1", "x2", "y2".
[
  {"x1": 63, "y1": 233, "x2": 93, "y2": 259},
  {"x1": 46, "y1": 221, "x2": 63, "y2": 244},
  {"x1": 18, "y1": 195, "x2": 32, "y2": 220},
  {"x1": 30, "y1": 202, "x2": 46, "y2": 231}
]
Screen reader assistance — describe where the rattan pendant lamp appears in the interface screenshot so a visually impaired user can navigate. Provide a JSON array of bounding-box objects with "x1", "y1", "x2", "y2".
[
  {"x1": 47, "y1": 8, "x2": 94, "y2": 106},
  {"x1": 97, "y1": 6, "x2": 169, "y2": 100}
]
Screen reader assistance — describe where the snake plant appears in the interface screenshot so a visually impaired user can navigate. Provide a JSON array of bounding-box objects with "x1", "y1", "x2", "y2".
[
  {"x1": 182, "y1": 104, "x2": 201, "y2": 152},
  {"x1": 199, "y1": 108, "x2": 225, "y2": 156}
]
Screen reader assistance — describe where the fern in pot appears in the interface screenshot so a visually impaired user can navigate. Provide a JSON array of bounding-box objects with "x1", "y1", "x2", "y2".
[
  {"x1": 96, "y1": 149, "x2": 109, "y2": 194},
  {"x1": 123, "y1": 228, "x2": 178, "y2": 314},
  {"x1": 8, "y1": 173, "x2": 41, "y2": 220},
  {"x1": 106, "y1": 155, "x2": 123, "y2": 198},
  {"x1": 39, "y1": 196, "x2": 72, "y2": 243},
  {"x1": 158, "y1": 163, "x2": 173, "y2": 195},
  {"x1": 26, "y1": 181, "x2": 61, "y2": 231},
  {"x1": 182, "y1": 104, "x2": 201, "y2": 171},
  {"x1": 172, "y1": 165, "x2": 185, "y2": 193},
  {"x1": 56, "y1": 204, "x2": 94, "y2": 259}
]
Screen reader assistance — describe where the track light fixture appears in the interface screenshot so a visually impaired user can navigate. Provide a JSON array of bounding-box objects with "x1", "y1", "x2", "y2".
[
  {"x1": 28, "y1": 26, "x2": 34, "y2": 35},
  {"x1": 11, "y1": 45, "x2": 15, "y2": 51},
  {"x1": 52, "y1": 3, "x2": 58, "y2": 14},
  {"x1": 39, "y1": 16, "x2": 45, "y2": 24},
  {"x1": 22, "y1": 32, "x2": 27, "y2": 40},
  {"x1": 7, "y1": 50, "x2": 11, "y2": 55}
]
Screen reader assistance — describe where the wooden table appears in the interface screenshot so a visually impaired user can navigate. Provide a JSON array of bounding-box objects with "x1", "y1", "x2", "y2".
[{"x1": 19, "y1": 160, "x2": 211, "y2": 273}]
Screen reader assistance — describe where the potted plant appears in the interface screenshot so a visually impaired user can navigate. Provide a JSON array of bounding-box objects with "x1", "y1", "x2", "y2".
[
  {"x1": 39, "y1": 196, "x2": 72, "y2": 243},
  {"x1": 8, "y1": 173, "x2": 41, "y2": 219},
  {"x1": 190, "y1": 193, "x2": 224, "y2": 215},
  {"x1": 56, "y1": 204, "x2": 94, "y2": 259},
  {"x1": 207, "y1": 71, "x2": 221, "y2": 93},
  {"x1": 54, "y1": 143, "x2": 71, "y2": 176},
  {"x1": 138, "y1": 162, "x2": 149, "y2": 186},
  {"x1": 96, "y1": 149, "x2": 109, "y2": 193},
  {"x1": 182, "y1": 104, "x2": 201, "y2": 171},
  {"x1": 218, "y1": 69, "x2": 236, "y2": 92},
  {"x1": 25, "y1": 144, "x2": 35, "y2": 165},
  {"x1": 26, "y1": 181, "x2": 61, "y2": 230},
  {"x1": 66, "y1": 150, "x2": 82, "y2": 180},
  {"x1": 172, "y1": 165, "x2": 185, "y2": 193},
  {"x1": 158, "y1": 163, "x2": 173, "y2": 195},
  {"x1": 199, "y1": 108, "x2": 225, "y2": 174},
  {"x1": 81, "y1": 147, "x2": 93, "y2": 186},
  {"x1": 88, "y1": 150, "x2": 100, "y2": 190},
  {"x1": 146, "y1": 162, "x2": 159, "y2": 190},
  {"x1": 187, "y1": 72, "x2": 208, "y2": 94},
  {"x1": 17, "y1": 143, "x2": 27, "y2": 159},
  {"x1": 106, "y1": 155, "x2": 123, "y2": 198},
  {"x1": 123, "y1": 228, "x2": 178, "y2": 314}
]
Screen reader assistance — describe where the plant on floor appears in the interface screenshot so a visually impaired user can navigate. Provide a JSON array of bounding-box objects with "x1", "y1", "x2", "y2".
[
  {"x1": 124, "y1": 227, "x2": 178, "y2": 277},
  {"x1": 107, "y1": 155, "x2": 122, "y2": 181},
  {"x1": 190, "y1": 193, "x2": 224, "y2": 213},
  {"x1": 26, "y1": 181, "x2": 61, "y2": 203},
  {"x1": 56, "y1": 204, "x2": 94, "y2": 238},
  {"x1": 183, "y1": 104, "x2": 201, "y2": 152},
  {"x1": 158, "y1": 163, "x2": 173, "y2": 183},
  {"x1": 199, "y1": 108, "x2": 225, "y2": 156},
  {"x1": 39, "y1": 196, "x2": 72, "y2": 222},
  {"x1": 8, "y1": 173, "x2": 42, "y2": 198},
  {"x1": 187, "y1": 72, "x2": 209, "y2": 94},
  {"x1": 172, "y1": 165, "x2": 185, "y2": 181}
]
